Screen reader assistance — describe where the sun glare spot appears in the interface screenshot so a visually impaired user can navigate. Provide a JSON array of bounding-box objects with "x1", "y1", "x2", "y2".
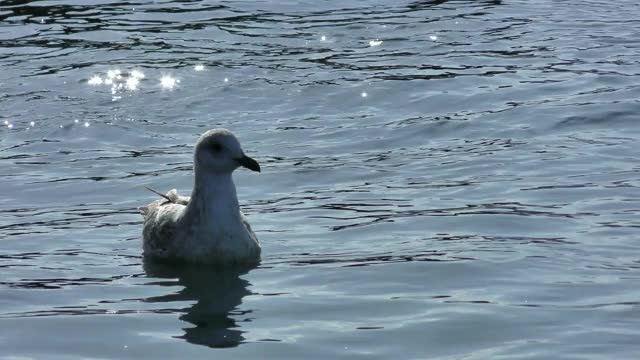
[
  {"x1": 160, "y1": 75, "x2": 177, "y2": 89},
  {"x1": 369, "y1": 39, "x2": 383, "y2": 47},
  {"x1": 30, "y1": 121, "x2": 35, "y2": 127},
  {"x1": 88, "y1": 75, "x2": 103, "y2": 85},
  {"x1": 361, "y1": 91, "x2": 368, "y2": 98},
  {"x1": 429, "y1": 35, "x2": 438, "y2": 41},
  {"x1": 84, "y1": 122, "x2": 90, "y2": 127},
  {"x1": 126, "y1": 77, "x2": 139, "y2": 90},
  {"x1": 321, "y1": 35, "x2": 327, "y2": 41},
  {"x1": 130, "y1": 70, "x2": 145, "y2": 79},
  {"x1": 107, "y1": 69, "x2": 121, "y2": 79},
  {"x1": 194, "y1": 64, "x2": 205, "y2": 71}
]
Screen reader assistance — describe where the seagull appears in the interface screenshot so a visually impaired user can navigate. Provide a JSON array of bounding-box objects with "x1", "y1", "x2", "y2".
[{"x1": 140, "y1": 129, "x2": 261, "y2": 265}]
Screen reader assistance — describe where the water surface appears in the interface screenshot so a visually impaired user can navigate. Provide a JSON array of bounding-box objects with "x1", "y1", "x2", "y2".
[{"x1": 1, "y1": 0, "x2": 640, "y2": 358}]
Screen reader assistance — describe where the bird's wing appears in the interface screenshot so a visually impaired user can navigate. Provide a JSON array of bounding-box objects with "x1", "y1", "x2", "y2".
[
  {"x1": 142, "y1": 201, "x2": 187, "y2": 258},
  {"x1": 141, "y1": 188, "x2": 191, "y2": 259},
  {"x1": 240, "y1": 212, "x2": 259, "y2": 243}
]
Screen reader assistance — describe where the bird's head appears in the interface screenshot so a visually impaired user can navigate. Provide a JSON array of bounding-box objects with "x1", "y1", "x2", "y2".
[{"x1": 194, "y1": 129, "x2": 260, "y2": 175}]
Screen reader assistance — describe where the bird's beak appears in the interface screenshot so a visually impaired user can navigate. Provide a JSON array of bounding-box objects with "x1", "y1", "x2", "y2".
[{"x1": 236, "y1": 154, "x2": 261, "y2": 172}]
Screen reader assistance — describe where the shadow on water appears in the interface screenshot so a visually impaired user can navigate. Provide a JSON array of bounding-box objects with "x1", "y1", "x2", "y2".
[{"x1": 142, "y1": 260, "x2": 256, "y2": 349}]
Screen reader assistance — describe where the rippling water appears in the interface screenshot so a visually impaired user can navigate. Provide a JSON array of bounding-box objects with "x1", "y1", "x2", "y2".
[{"x1": 2, "y1": 0, "x2": 640, "y2": 358}]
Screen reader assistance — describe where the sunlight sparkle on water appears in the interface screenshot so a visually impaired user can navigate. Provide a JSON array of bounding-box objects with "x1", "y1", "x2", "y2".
[
  {"x1": 361, "y1": 92, "x2": 368, "y2": 98},
  {"x1": 321, "y1": 35, "x2": 326, "y2": 41},
  {"x1": 30, "y1": 121, "x2": 35, "y2": 127},
  {"x1": 130, "y1": 70, "x2": 145, "y2": 79},
  {"x1": 429, "y1": 35, "x2": 438, "y2": 41},
  {"x1": 160, "y1": 75, "x2": 178, "y2": 89},
  {"x1": 107, "y1": 69, "x2": 121, "y2": 79},
  {"x1": 7, "y1": 123, "x2": 13, "y2": 129},
  {"x1": 369, "y1": 39, "x2": 383, "y2": 47},
  {"x1": 84, "y1": 122, "x2": 90, "y2": 127},
  {"x1": 3, "y1": 120, "x2": 8, "y2": 125},
  {"x1": 125, "y1": 77, "x2": 139, "y2": 90},
  {"x1": 224, "y1": 77, "x2": 229, "y2": 83},
  {"x1": 88, "y1": 75, "x2": 103, "y2": 85},
  {"x1": 194, "y1": 64, "x2": 205, "y2": 71}
]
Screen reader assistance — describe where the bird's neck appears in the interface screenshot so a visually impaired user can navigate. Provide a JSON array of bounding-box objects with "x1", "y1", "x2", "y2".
[{"x1": 187, "y1": 170, "x2": 240, "y2": 216}]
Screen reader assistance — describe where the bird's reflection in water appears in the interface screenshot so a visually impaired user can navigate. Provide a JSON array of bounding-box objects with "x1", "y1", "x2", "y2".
[{"x1": 143, "y1": 260, "x2": 256, "y2": 348}]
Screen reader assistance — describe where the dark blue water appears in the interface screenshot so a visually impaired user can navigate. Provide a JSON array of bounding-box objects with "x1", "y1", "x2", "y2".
[{"x1": 1, "y1": 0, "x2": 640, "y2": 358}]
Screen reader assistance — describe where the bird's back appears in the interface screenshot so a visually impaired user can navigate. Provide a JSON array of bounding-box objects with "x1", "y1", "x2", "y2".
[{"x1": 141, "y1": 189, "x2": 190, "y2": 261}]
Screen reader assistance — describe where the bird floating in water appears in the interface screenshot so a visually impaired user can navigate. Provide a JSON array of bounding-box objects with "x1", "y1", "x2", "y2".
[{"x1": 140, "y1": 129, "x2": 261, "y2": 265}]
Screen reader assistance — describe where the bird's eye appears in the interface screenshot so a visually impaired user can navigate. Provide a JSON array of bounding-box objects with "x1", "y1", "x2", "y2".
[{"x1": 210, "y1": 143, "x2": 223, "y2": 152}]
